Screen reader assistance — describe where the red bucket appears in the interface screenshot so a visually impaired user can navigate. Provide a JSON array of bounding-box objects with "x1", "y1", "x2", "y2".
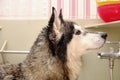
[{"x1": 98, "y1": 4, "x2": 120, "y2": 22}]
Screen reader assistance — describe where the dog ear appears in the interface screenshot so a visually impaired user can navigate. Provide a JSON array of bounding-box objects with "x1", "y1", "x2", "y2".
[
  {"x1": 48, "y1": 7, "x2": 61, "y2": 31},
  {"x1": 48, "y1": 7, "x2": 63, "y2": 43},
  {"x1": 48, "y1": 7, "x2": 55, "y2": 28},
  {"x1": 59, "y1": 9, "x2": 64, "y2": 23}
]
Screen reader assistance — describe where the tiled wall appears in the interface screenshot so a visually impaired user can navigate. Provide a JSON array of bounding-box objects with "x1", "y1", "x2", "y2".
[{"x1": 0, "y1": 0, "x2": 98, "y2": 19}]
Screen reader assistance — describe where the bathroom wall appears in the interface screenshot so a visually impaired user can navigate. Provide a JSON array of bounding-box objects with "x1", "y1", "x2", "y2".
[
  {"x1": 0, "y1": 20, "x2": 48, "y2": 63},
  {"x1": 0, "y1": 19, "x2": 120, "y2": 80}
]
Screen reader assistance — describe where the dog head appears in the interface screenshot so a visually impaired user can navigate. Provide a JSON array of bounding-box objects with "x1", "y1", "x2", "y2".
[{"x1": 47, "y1": 7, "x2": 107, "y2": 55}]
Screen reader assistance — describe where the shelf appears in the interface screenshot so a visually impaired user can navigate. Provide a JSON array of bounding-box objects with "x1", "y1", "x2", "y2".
[
  {"x1": 71, "y1": 19, "x2": 120, "y2": 29},
  {"x1": 85, "y1": 20, "x2": 120, "y2": 29},
  {"x1": 0, "y1": 19, "x2": 119, "y2": 29}
]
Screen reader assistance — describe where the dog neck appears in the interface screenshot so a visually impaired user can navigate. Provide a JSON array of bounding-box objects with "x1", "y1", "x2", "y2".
[
  {"x1": 67, "y1": 38, "x2": 84, "y2": 80},
  {"x1": 23, "y1": 28, "x2": 50, "y2": 65},
  {"x1": 23, "y1": 28, "x2": 84, "y2": 80}
]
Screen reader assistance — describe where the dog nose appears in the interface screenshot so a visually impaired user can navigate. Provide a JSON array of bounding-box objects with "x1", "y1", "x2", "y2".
[{"x1": 101, "y1": 33, "x2": 107, "y2": 39}]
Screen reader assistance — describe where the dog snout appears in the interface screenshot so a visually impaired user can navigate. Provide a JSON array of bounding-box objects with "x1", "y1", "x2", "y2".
[{"x1": 101, "y1": 32, "x2": 107, "y2": 39}]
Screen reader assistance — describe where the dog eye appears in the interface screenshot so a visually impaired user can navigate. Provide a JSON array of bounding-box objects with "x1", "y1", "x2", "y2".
[{"x1": 75, "y1": 30, "x2": 81, "y2": 35}]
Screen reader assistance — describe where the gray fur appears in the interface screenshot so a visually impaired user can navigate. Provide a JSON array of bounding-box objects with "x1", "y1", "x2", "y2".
[
  {"x1": 0, "y1": 7, "x2": 76, "y2": 80},
  {"x1": 0, "y1": 7, "x2": 107, "y2": 80}
]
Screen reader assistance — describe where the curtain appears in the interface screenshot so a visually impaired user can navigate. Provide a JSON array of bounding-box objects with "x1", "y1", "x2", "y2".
[{"x1": 0, "y1": 0, "x2": 97, "y2": 19}]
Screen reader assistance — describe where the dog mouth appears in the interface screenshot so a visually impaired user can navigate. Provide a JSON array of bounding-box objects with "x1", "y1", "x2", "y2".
[
  {"x1": 97, "y1": 40, "x2": 106, "y2": 49},
  {"x1": 95, "y1": 32, "x2": 107, "y2": 49},
  {"x1": 87, "y1": 39, "x2": 107, "y2": 50}
]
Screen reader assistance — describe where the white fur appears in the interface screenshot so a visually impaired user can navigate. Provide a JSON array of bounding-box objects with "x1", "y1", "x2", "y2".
[{"x1": 66, "y1": 24, "x2": 106, "y2": 80}]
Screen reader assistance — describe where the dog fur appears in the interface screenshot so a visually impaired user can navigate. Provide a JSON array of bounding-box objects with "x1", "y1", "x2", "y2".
[{"x1": 0, "y1": 7, "x2": 107, "y2": 80}]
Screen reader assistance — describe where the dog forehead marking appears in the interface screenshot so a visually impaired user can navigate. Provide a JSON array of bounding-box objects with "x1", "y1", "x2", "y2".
[{"x1": 74, "y1": 24, "x2": 84, "y2": 32}]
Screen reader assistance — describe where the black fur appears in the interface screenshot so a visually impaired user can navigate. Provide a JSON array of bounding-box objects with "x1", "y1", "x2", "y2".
[
  {"x1": 48, "y1": 7, "x2": 55, "y2": 27},
  {"x1": 47, "y1": 16, "x2": 75, "y2": 63},
  {"x1": 47, "y1": 7, "x2": 56, "y2": 56},
  {"x1": 46, "y1": 7, "x2": 75, "y2": 80},
  {"x1": 56, "y1": 23, "x2": 74, "y2": 63},
  {"x1": 59, "y1": 9, "x2": 64, "y2": 23}
]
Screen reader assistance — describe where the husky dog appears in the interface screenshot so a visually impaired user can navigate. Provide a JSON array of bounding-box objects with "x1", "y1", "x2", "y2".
[{"x1": 0, "y1": 7, "x2": 107, "y2": 80}]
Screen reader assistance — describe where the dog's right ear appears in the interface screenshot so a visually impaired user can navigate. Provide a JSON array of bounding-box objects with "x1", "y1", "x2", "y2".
[
  {"x1": 48, "y1": 7, "x2": 55, "y2": 28},
  {"x1": 59, "y1": 9, "x2": 64, "y2": 24}
]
